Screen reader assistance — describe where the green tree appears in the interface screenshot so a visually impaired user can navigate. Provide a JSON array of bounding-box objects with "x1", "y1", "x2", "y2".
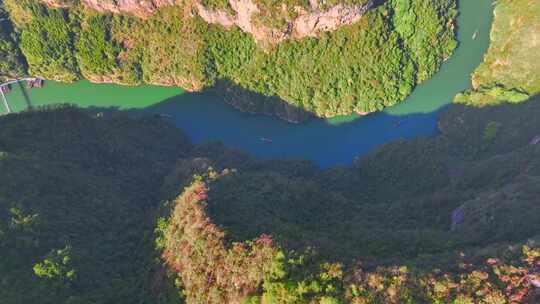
[
  {"x1": 33, "y1": 246, "x2": 76, "y2": 281},
  {"x1": 20, "y1": 7, "x2": 79, "y2": 81},
  {"x1": 0, "y1": 3, "x2": 26, "y2": 79},
  {"x1": 76, "y1": 15, "x2": 119, "y2": 77}
]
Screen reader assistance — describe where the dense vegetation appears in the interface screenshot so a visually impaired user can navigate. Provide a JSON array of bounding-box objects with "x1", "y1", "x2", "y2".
[
  {"x1": 455, "y1": 0, "x2": 540, "y2": 106},
  {"x1": 19, "y1": 4, "x2": 79, "y2": 81},
  {"x1": 163, "y1": 176, "x2": 539, "y2": 304},
  {"x1": 0, "y1": 0, "x2": 457, "y2": 120},
  {"x1": 0, "y1": 107, "x2": 192, "y2": 303},
  {"x1": 76, "y1": 15, "x2": 120, "y2": 80},
  {"x1": 0, "y1": 2, "x2": 26, "y2": 80},
  {"x1": 2, "y1": 95, "x2": 540, "y2": 303},
  {"x1": 161, "y1": 179, "x2": 277, "y2": 304},
  {"x1": 160, "y1": 95, "x2": 540, "y2": 303},
  {"x1": 188, "y1": 96, "x2": 540, "y2": 267},
  {"x1": 1, "y1": 1, "x2": 539, "y2": 303}
]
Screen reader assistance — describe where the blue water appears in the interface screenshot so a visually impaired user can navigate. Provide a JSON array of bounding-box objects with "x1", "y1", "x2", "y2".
[
  {"x1": 1, "y1": 0, "x2": 494, "y2": 168},
  {"x1": 141, "y1": 0, "x2": 494, "y2": 167}
]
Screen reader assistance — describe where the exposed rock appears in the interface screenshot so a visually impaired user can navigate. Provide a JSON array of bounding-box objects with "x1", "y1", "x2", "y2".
[
  {"x1": 451, "y1": 205, "x2": 465, "y2": 231},
  {"x1": 530, "y1": 135, "x2": 540, "y2": 146},
  {"x1": 531, "y1": 276, "x2": 540, "y2": 288},
  {"x1": 83, "y1": 73, "x2": 124, "y2": 85},
  {"x1": 147, "y1": 75, "x2": 204, "y2": 92},
  {"x1": 356, "y1": 110, "x2": 371, "y2": 116},
  {"x1": 291, "y1": 2, "x2": 373, "y2": 39},
  {"x1": 196, "y1": 0, "x2": 282, "y2": 42},
  {"x1": 40, "y1": 0, "x2": 72, "y2": 8},
  {"x1": 41, "y1": 0, "x2": 375, "y2": 42},
  {"x1": 197, "y1": 0, "x2": 375, "y2": 42},
  {"x1": 194, "y1": 3, "x2": 236, "y2": 27},
  {"x1": 82, "y1": 0, "x2": 179, "y2": 18},
  {"x1": 41, "y1": 0, "x2": 179, "y2": 18}
]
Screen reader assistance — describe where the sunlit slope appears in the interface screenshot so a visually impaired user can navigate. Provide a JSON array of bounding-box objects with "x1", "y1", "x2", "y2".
[{"x1": 455, "y1": 0, "x2": 540, "y2": 105}]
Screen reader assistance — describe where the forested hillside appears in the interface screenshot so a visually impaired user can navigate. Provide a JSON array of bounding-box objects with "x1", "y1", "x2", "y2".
[
  {"x1": 1, "y1": 96, "x2": 540, "y2": 303},
  {"x1": 0, "y1": 0, "x2": 457, "y2": 120},
  {"x1": 160, "y1": 95, "x2": 540, "y2": 302},
  {"x1": 455, "y1": 0, "x2": 540, "y2": 106},
  {"x1": 190, "y1": 95, "x2": 540, "y2": 266},
  {"x1": 0, "y1": 107, "x2": 192, "y2": 303},
  {"x1": 0, "y1": 3, "x2": 26, "y2": 80},
  {"x1": 1, "y1": 0, "x2": 539, "y2": 302}
]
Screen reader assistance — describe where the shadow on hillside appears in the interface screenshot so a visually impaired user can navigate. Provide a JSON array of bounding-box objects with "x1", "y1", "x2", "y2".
[
  {"x1": 80, "y1": 80, "x2": 453, "y2": 167},
  {"x1": 85, "y1": 78, "x2": 314, "y2": 122},
  {"x1": 204, "y1": 79, "x2": 315, "y2": 123},
  {"x1": 79, "y1": 77, "x2": 539, "y2": 168},
  {"x1": 9, "y1": 87, "x2": 540, "y2": 269},
  {"x1": 199, "y1": 94, "x2": 540, "y2": 267},
  {"x1": 16, "y1": 81, "x2": 33, "y2": 109}
]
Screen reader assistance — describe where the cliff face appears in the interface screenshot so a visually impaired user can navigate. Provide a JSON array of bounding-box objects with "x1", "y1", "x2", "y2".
[
  {"x1": 197, "y1": 0, "x2": 375, "y2": 42},
  {"x1": 41, "y1": 0, "x2": 375, "y2": 42},
  {"x1": 42, "y1": 0, "x2": 178, "y2": 17},
  {"x1": 292, "y1": 1, "x2": 374, "y2": 39},
  {"x1": 40, "y1": 0, "x2": 70, "y2": 8},
  {"x1": 27, "y1": 0, "x2": 457, "y2": 122}
]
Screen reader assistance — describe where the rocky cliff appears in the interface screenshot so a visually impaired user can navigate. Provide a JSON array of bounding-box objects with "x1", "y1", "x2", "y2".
[
  {"x1": 42, "y1": 0, "x2": 178, "y2": 17},
  {"x1": 22, "y1": 0, "x2": 457, "y2": 122},
  {"x1": 196, "y1": 0, "x2": 375, "y2": 42},
  {"x1": 41, "y1": 0, "x2": 375, "y2": 42}
]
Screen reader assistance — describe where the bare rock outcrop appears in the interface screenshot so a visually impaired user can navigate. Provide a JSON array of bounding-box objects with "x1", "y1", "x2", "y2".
[
  {"x1": 81, "y1": 0, "x2": 180, "y2": 18},
  {"x1": 41, "y1": 0, "x2": 375, "y2": 42},
  {"x1": 292, "y1": 2, "x2": 373, "y2": 38},
  {"x1": 41, "y1": 0, "x2": 179, "y2": 18},
  {"x1": 197, "y1": 0, "x2": 375, "y2": 42},
  {"x1": 40, "y1": 0, "x2": 72, "y2": 8}
]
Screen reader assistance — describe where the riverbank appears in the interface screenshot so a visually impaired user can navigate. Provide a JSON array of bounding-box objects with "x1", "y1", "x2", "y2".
[
  {"x1": 2, "y1": 0, "x2": 458, "y2": 119},
  {"x1": 454, "y1": 0, "x2": 540, "y2": 106},
  {"x1": 0, "y1": 0, "x2": 494, "y2": 168}
]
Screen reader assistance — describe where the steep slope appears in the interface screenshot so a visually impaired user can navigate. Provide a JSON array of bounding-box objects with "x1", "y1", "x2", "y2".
[
  {"x1": 160, "y1": 120, "x2": 540, "y2": 303},
  {"x1": 0, "y1": 3, "x2": 26, "y2": 80},
  {"x1": 0, "y1": 0, "x2": 457, "y2": 120},
  {"x1": 170, "y1": 95, "x2": 540, "y2": 268},
  {"x1": 43, "y1": 0, "x2": 377, "y2": 42},
  {"x1": 1, "y1": 98, "x2": 539, "y2": 303},
  {"x1": 161, "y1": 179, "x2": 276, "y2": 304},
  {"x1": 455, "y1": 0, "x2": 540, "y2": 105},
  {"x1": 0, "y1": 107, "x2": 192, "y2": 303}
]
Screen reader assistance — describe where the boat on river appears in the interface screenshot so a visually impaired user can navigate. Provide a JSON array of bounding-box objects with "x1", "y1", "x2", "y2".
[
  {"x1": 159, "y1": 113, "x2": 173, "y2": 119},
  {"x1": 260, "y1": 137, "x2": 273, "y2": 143},
  {"x1": 0, "y1": 0, "x2": 493, "y2": 167},
  {"x1": 472, "y1": 29, "x2": 479, "y2": 40}
]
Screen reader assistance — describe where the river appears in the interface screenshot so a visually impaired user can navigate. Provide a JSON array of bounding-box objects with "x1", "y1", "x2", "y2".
[{"x1": 0, "y1": 0, "x2": 493, "y2": 168}]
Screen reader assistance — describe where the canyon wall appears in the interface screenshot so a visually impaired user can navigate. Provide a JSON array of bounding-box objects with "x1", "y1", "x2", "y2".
[
  {"x1": 41, "y1": 0, "x2": 375, "y2": 42},
  {"x1": 197, "y1": 0, "x2": 374, "y2": 42},
  {"x1": 42, "y1": 0, "x2": 178, "y2": 17}
]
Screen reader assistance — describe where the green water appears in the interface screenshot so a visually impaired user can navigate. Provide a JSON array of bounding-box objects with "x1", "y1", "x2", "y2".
[
  {"x1": 1, "y1": 80, "x2": 183, "y2": 113},
  {"x1": 0, "y1": 0, "x2": 494, "y2": 167}
]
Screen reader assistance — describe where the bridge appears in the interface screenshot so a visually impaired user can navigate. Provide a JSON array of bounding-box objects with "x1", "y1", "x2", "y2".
[{"x1": 0, "y1": 77, "x2": 41, "y2": 114}]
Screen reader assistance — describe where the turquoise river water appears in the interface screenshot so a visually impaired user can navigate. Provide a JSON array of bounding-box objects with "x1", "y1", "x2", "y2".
[{"x1": 1, "y1": 0, "x2": 494, "y2": 167}]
